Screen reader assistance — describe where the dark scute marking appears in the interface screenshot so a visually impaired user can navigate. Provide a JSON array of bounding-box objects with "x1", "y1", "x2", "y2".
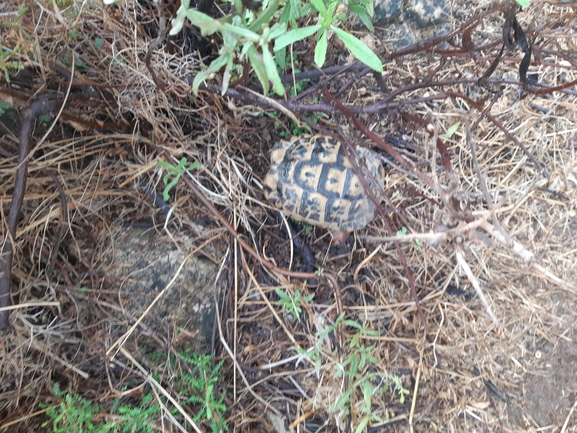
[
  {"x1": 341, "y1": 168, "x2": 364, "y2": 200},
  {"x1": 317, "y1": 163, "x2": 345, "y2": 199},
  {"x1": 311, "y1": 138, "x2": 337, "y2": 163},
  {"x1": 295, "y1": 161, "x2": 322, "y2": 191},
  {"x1": 314, "y1": 136, "x2": 331, "y2": 147},
  {"x1": 306, "y1": 210, "x2": 321, "y2": 222},
  {"x1": 282, "y1": 186, "x2": 299, "y2": 212},
  {"x1": 347, "y1": 199, "x2": 375, "y2": 229},
  {"x1": 334, "y1": 142, "x2": 352, "y2": 167},
  {"x1": 289, "y1": 143, "x2": 308, "y2": 160},
  {"x1": 300, "y1": 191, "x2": 322, "y2": 218},
  {"x1": 325, "y1": 198, "x2": 348, "y2": 223},
  {"x1": 349, "y1": 200, "x2": 364, "y2": 218},
  {"x1": 277, "y1": 161, "x2": 293, "y2": 182},
  {"x1": 266, "y1": 185, "x2": 282, "y2": 208}
]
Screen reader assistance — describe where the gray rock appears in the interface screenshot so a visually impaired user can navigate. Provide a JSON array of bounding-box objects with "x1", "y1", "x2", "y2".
[
  {"x1": 371, "y1": 0, "x2": 449, "y2": 28},
  {"x1": 404, "y1": 0, "x2": 448, "y2": 28},
  {"x1": 351, "y1": 0, "x2": 449, "y2": 38},
  {"x1": 107, "y1": 227, "x2": 220, "y2": 354},
  {"x1": 373, "y1": 0, "x2": 404, "y2": 25}
]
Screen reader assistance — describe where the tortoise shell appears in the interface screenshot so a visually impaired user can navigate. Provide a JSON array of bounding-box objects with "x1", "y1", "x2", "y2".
[{"x1": 264, "y1": 135, "x2": 383, "y2": 232}]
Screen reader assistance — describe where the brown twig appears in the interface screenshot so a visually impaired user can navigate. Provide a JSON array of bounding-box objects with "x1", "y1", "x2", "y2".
[
  {"x1": 47, "y1": 174, "x2": 69, "y2": 276},
  {"x1": 171, "y1": 152, "x2": 344, "y2": 322},
  {"x1": 465, "y1": 118, "x2": 512, "y2": 246},
  {"x1": 0, "y1": 94, "x2": 62, "y2": 330},
  {"x1": 321, "y1": 89, "x2": 429, "y2": 335}
]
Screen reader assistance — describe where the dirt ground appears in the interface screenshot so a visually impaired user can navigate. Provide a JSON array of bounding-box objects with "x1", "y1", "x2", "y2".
[{"x1": 1, "y1": 0, "x2": 577, "y2": 432}]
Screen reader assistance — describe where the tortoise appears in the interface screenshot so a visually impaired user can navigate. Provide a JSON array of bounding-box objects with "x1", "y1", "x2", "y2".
[{"x1": 264, "y1": 135, "x2": 384, "y2": 241}]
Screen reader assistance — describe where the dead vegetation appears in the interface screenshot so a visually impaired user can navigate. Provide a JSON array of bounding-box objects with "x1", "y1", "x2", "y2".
[{"x1": 1, "y1": 0, "x2": 577, "y2": 431}]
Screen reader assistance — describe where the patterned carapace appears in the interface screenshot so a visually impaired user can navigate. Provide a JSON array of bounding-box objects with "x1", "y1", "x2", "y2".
[{"x1": 264, "y1": 135, "x2": 383, "y2": 232}]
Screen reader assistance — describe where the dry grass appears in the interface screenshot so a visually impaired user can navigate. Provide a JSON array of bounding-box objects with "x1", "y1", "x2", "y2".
[{"x1": 1, "y1": 0, "x2": 577, "y2": 432}]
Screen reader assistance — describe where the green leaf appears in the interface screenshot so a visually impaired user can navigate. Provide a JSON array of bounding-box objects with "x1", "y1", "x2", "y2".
[
  {"x1": 0, "y1": 100, "x2": 12, "y2": 117},
  {"x1": 326, "y1": 1, "x2": 338, "y2": 24},
  {"x1": 314, "y1": 29, "x2": 328, "y2": 68},
  {"x1": 310, "y1": 0, "x2": 327, "y2": 17},
  {"x1": 355, "y1": 416, "x2": 370, "y2": 433},
  {"x1": 331, "y1": 26, "x2": 383, "y2": 72},
  {"x1": 192, "y1": 54, "x2": 230, "y2": 94},
  {"x1": 444, "y1": 121, "x2": 461, "y2": 138},
  {"x1": 274, "y1": 24, "x2": 322, "y2": 51},
  {"x1": 349, "y1": 4, "x2": 366, "y2": 13},
  {"x1": 262, "y1": 46, "x2": 284, "y2": 95},
  {"x1": 275, "y1": 46, "x2": 288, "y2": 69},
  {"x1": 248, "y1": 0, "x2": 279, "y2": 32},
  {"x1": 357, "y1": 11, "x2": 374, "y2": 31},
  {"x1": 269, "y1": 22, "x2": 288, "y2": 40},
  {"x1": 222, "y1": 29, "x2": 240, "y2": 50},
  {"x1": 184, "y1": 10, "x2": 224, "y2": 36},
  {"x1": 233, "y1": 0, "x2": 242, "y2": 14},
  {"x1": 302, "y1": 293, "x2": 315, "y2": 302},
  {"x1": 221, "y1": 22, "x2": 261, "y2": 42},
  {"x1": 280, "y1": 1, "x2": 293, "y2": 27},
  {"x1": 365, "y1": 0, "x2": 375, "y2": 16},
  {"x1": 335, "y1": 11, "x2": 347, "y2": 24},
  {"x1": 183, "y1": 9, "x2": 260, "y2": 42},
  {"x1": 515, "y1": 0, "x2": 529, "y2": 7},
  {"x1": 93, "y1": 38, "x2": 104, "y2": 48},
  {"x1": 344, "y1": 319, "x2": 363, "y2": 330},
  {"x1": 275, "y1": 289, "x2": 290, "y2": 303},
  {"x1": 246, "y1": 44, "x2": 269, "y2": 95},
  {"x1": 289, "y1": 0, "x2": 302, "y2": 21},
  {"x1": 221, "y1": 56, "x2": 235, "y2": 94}
]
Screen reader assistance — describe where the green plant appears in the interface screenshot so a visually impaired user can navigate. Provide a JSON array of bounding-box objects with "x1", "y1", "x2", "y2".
[
  {"x1": 41, "y1": 348, "x2": 227, "y2": 432},
  {"x1": 334, "y1": 320, "x2": 410, "y2": 430},
  {"x1": 444, "y1": 121, "x2": 461, "y2": 139},
  {"x1": 168, "y1": 0, "x2": 382, "y2": 96},
  {"x1": 41, "y1": 382, "x2": 158, "y2": 433},
  {"x1": 41, "y1": 383, "x2": 108, "y2": 433},
  {"x1": 171, "y1": 0, "x2": 287, "y2": 95},
  {"x1": 111, "y1": 394, "x2": 159, "y2": 433},
  {"x1": 158, "y1": 157, "x2": 200, "y2": 201},
  {"x1": 276, "y1": 288, "x2": 314, "y2": 319},
  {"x1": 0, "y1": 100, "x2": 12, "y2": 117},
  {"x1": 293, "y1": 317, "x2": 410, "y2": 431},
  {"x1": 169, "y1": 349, "x2": 228, "y2": 432},
  {"x1": 0, "y1": 43, "x2": 25, "y2": 84},
  {"x1": 396, "y1": 226, "x2": 422, "y2": 250},
  {"x1": 274, "y1": 0, "x2": 382, "y2": 72},
  {"x1": 0, "y1": 4, "x2": 32, "y2": 83}
]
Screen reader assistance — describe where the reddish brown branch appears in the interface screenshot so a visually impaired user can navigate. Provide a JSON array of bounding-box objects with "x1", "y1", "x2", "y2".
[
  {"x1": 173, "y1": 152, "x2": 344, "y2": 323},
  {"x1": 321, "y1": 89, "x2": 430, "y2": 335},
  {"x1": 0, "y1": 94, "x2": 62, "y2": 330}
]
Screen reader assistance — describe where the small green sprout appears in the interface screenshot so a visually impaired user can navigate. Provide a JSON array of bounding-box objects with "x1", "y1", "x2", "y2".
[
  {"x1": 158, "y1": 157, "x2": 200, "y2": 201},
  {"x1": 0, "y1": 101, "x2": 12, "y2": 117},
  {"x1": 274, "y1": 0, "x2": 382, "y2": 72},
  {"x1": 275, "y1": 288, "x2": 314, "y2": 320},
  {"x1": 444, "y1": 121, "x2": 461, "y2": 139}
]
